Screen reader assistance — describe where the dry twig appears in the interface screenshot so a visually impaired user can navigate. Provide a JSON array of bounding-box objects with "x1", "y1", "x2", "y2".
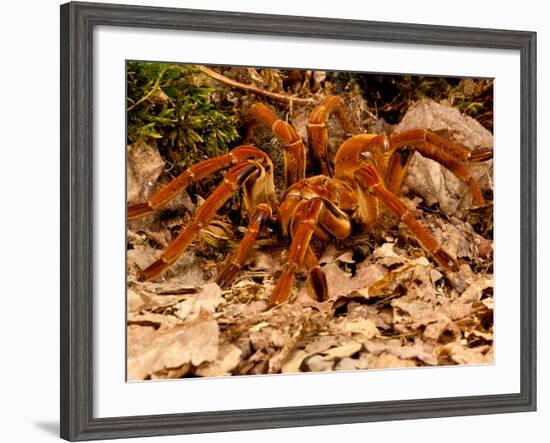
[{"x1": 199, "y1": 66, "x2": 314, "y2": 105}]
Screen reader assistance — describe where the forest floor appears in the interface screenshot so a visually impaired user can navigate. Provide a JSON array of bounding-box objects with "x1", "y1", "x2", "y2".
[{"x1": 126, "y1": 67, "x2": 494, "y2": 380}]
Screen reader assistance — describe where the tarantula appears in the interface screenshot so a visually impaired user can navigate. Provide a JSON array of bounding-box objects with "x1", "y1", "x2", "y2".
[{"x1": 128, "y1": 95, "x2": 492, "y2": 305}]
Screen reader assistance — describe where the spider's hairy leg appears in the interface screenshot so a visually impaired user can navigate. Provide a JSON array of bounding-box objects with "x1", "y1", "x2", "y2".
[
  {"x1": 391, "y1": 129, "x2": 492, "y2": 162},
  {"x1": 416, "y1": 142, "x2": 486, "y2": 207},
  {"x1": 468, "y1": 148, "x2": 493, "y2": 162},
  {"x1": 389, "y1": 129, "x2": 492, "y2": 206},
  {"x1": 354, "y1": 162, "x2": 459, "y2": 272},
  {"x1": 138, "y1": 161, "x2": 263, "y2": 282},
  {"x1": 249, "y1": 103, "x2": 306, "y2": 186},
  {"x1": 270, "y1": 199, "x2": 324, "y2": 306},
  {"x1": 127, "y1": 145, "x2": 267, "y2": 219},
  {"x1": 308, "y1": 95, "x2": 355, "y2": 176},
  {"x1": 215, "y1": 203, "x2": 272, "y2": 288}
]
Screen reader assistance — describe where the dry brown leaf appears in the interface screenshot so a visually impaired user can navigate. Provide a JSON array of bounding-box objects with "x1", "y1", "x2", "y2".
[
  {"x1": 443, "y1": 301, "x2": 476, "y2": 321},
  {"x1": 367, "y1": 353, "x2": 417, "y2": 369},
  {"x1": 368, "y1": 257, "x2": 437, "y2": 299},
  {"x1": 337, "y1": 317, "x2": 379, "y2": 339},
  {"x1": 127, "y1": 230, "x2": 146, "y2": 247},
  {"x1": 304, "y1": 355, "x2": 334, "y2": 372},
  {"x1": 478, "y1": 237, "x2": 493, "y2": 258},
  {"x1": 305, "y1": 336, "x2": 339, "y2": 355},
  {"x1": 336, "y1": 251, "x2": 355, "y2": 264},
  {"x1": 372, "y1": 243, "x2": 408, "y2": 267},
  {"x1": 436, "y1": 343, "x2": 493, "y2": 365},
  {"x1": 127, "y1": 246, "x2": 160, "y2": 273},
  {"x1": 324, "y1": 261, "x2": 387, "y2": 301},
  {"x1": 127, "y1": 312, "x2": 219, "y2": 380},
  {"x1": 127, "y1": 287, "x2": 152, "y2": 313},
  {"x1": 431, "y1": 220, "x2": 475, "y2": 260},
  {"x1": 127, "y1": 311, "x2": 181, "y2": 330},
  {"x1": 127, "y1": 284, "x2": 194, "y2": 314},
  {"x1": 364, "y1": 339, "x2": 438, "y2": 366},
  {"x1": 126, "y1": 142, "x2": 165, "y2": 206},
  {"x1": 321, "y1": 342, "x2": 362, "y2": 360},
  {"x1": 248, "y1": 321, "x2": 270, "y2": 333},
  {"x1": 458, "y1": 276, "x2": 494, "y2": 303},
  {"x1": 248, "y1": 321, "x2": 293, "y2": 355},
  {"x1": 142, "y1": 230, "x2": 172, "y2": 247},
  {"x1": 282, "y1": 335, "x2": 357, "y2": 374},
  {"x1": 423, "y1": 319, "x2": 461, "y2": 343},
  {"x1": 195, "y1": 344, "x2": 242, "y2": 377},
  {"x1": 392, "y1": 298, "x2": 434, "y2": 323},
  {"x1": 319, "y1": 245, "x2": 341, "y2": 265},
  {"x1": 174, "y1": 283, "x2": 224, "y2": 321},
  {"x1": 268, "y1": 325, "x2": 304, "y2": 373},
  {"x1": 151, "y1": 364, "x2": 191, "y2": 380},
  {"x1": 467, "y1": 328, "x2": 493, "y2": 342},
  {"x1": 335, "y1": 357, "x2": 369, "y2": 371},
  {"x1": 481, "y1": 297, "x2": 494, "y2": 310},
  {"x1": 281, "y1": 349, "x2": 309, "y2": 374}
]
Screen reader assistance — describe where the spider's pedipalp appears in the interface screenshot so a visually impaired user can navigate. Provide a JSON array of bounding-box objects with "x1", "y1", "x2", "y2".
[{"x1": 243, "y1": 159, "x2": 277, "y2": 215}]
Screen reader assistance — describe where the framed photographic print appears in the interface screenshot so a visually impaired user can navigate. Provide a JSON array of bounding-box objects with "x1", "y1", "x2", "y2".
[{"x1": 60, "y1": 1, "x2": 537, "y2": 441}]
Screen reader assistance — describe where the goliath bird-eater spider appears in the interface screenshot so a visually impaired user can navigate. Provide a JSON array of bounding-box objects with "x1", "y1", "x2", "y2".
[{"x1": 127, "y1": 96, "x2": 492, "y2": 306}]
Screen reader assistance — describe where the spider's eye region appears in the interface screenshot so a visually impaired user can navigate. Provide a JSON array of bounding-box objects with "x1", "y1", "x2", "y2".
[
  {"x1": 383, "y1": 136, "x2": 391, "y2": 152},
  {"x1": 360, "y1": 151, "x2": 373, "y2": 161}
]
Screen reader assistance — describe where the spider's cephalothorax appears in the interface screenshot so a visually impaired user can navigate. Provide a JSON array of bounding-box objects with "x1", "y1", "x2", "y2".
[{"x1": 128, "y1": 96, "x2": 492, "y2": 305}]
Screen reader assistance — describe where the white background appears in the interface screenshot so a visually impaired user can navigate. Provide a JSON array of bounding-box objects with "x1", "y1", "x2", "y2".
[{"x1": 0, "y1": 0, "x2": 546, "y2": 442}]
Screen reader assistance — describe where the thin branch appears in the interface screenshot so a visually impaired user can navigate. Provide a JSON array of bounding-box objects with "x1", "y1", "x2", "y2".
[
  {"x1": 198, "y1": 66, "x2": 314, "y2": 106},
  {"x1": 127, "y1": 67, "x2": 167, "y2": 112}
]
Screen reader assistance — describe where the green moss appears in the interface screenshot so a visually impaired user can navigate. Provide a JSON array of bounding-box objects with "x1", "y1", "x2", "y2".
[{"x1": 127, "y1": 62, "x2": 239, "y2": 172}]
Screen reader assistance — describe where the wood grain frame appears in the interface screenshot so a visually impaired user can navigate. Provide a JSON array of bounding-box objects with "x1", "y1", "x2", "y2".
[{"x1": 60, "y1": 2, "x2": 537, "y2": 440}]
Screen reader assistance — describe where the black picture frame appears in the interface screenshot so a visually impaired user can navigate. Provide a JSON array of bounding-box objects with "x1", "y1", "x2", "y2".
[{"x1": 60, "y1": 1, "x2": 537, "y2": 441}]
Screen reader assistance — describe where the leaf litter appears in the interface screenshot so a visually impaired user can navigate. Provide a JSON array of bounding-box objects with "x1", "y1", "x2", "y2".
[{"x1": 126, "y1": 93, "x2": 493, "y2": 381}]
